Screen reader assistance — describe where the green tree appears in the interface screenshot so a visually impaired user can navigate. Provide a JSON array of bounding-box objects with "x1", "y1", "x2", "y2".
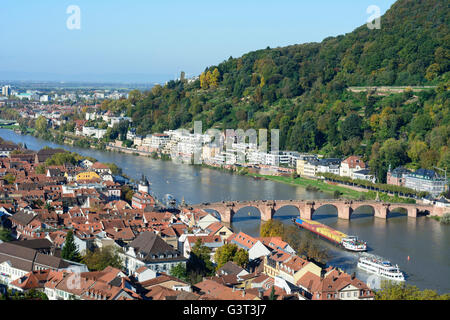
[
  {"x1": 3, "y1": 174, "x2": 15, "y2": 185},
  {"x1": 61, "y1": 230, "x2": 81, "y2": 262},
  {"x1": 35, "y1": 164, "x2": 47, "y2": 174},
  {"x1": 213, "y1": 243, "x2": 249, "y2": 270},
  {"x1": 170, "y1": 263, "x2": 188, "y2": 281},
  {"x1": 81, "y1": 246, "x2": 123, "y2": 271},
  {"x1": 407, "y1": 140, "x2": 428, "y2": 164},
  {"x1": 440, "y1": 213, "x2": 450, "y2": 225},
  {"x1": 341, "y1": 113, "x2": 363, "y2": 141},
  {"x1": 0, "y1": 227, "x2": 13, "y2": 242},
  {"x1": 214, "y1": 243, "x2": 238, "y2": 270},
  {"x1": 35, "y1": 116, "x2": 48, "y2": 133},
  {"x1": 269, "y1": 286, "x2": 276, "y2": 300},
  {"x1": 233, "y1": 248, "x2": 249, "y2": 268},
  {"x1": 186, "y1": 239, "x2": 215, "y2": 279}
]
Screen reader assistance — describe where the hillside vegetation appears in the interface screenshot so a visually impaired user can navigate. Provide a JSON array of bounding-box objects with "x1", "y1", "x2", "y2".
[{"x1": 88, "y1": 0, "x2": 449, "y2": 181}]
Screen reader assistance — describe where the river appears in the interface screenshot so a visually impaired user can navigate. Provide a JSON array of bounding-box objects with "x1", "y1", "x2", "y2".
[{"x1": 1, "y1": 128, "x2": 449, "y2": 294}]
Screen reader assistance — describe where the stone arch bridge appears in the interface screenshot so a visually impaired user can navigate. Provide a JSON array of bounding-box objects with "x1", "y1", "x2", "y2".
[{"x1": 189, "y1": 199, "x2": 447, "y2": 223}]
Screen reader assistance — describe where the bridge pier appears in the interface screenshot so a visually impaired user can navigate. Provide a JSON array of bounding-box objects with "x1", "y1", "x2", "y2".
[
  {"x1": 338, "y1": 205, "x2": 353, "y2": 220},
  {"x1": 407, "y1": 207, "x2": 418, "y2": 218},
  {"x1": 261, "y1": 206, "x2": 275, "y2": 221},
  {"x1": 374, "y1": 204, "x2": 388, "y2": 219},
  {"x1": 299, "y1": 203, "x2": 313, "y2": 220},
  {"x1": 221, "y1": 208, "x2": 235, "y2": 223}
]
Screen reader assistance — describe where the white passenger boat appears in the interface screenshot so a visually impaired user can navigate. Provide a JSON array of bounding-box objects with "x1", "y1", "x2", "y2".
[
  {"x1": 357, "y1": 253, "x2": 405, "y2": 281},
  {"x1": 341, "y1": 236, "x2": 367, "y2": 252}
]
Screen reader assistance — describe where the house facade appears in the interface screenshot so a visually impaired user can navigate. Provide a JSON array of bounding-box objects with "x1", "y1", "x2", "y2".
[{"x1": 120, "y1": 232, "x2": 186, "y2": 275}]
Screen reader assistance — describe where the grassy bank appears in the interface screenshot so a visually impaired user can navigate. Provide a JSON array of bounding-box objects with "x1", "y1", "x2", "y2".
[
  {"x1": 249, "y1": 173, "x2": 362, "y2": 199},
  {"x1": 247, "y1": 173, "x2": 416, "y2": 203},
  {"x1": 0, "y1": 124, "x2": 20, "y2": 130}
]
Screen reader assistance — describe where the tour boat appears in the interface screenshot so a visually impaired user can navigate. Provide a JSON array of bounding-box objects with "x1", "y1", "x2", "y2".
[
  {"x1": 357, "y1": 253, "x2": 405, "y2": 281},
  {"x1": 341, "y1": 236, "x2": 367, "y2": 252}
]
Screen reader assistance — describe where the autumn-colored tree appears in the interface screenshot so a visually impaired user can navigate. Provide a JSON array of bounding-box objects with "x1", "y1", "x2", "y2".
[
  {"x1": 260, "y1": 76, "x2": 266, "y2": 87},
  {"x1": 200, "y1": 72, "x2": 208, "y2": 89},
  {"x1": 210, "y1": 68, "x2": 220, "y2": 88},
  {"x1": 205, "y1": 71, "x2": 212, "y2": 88},
  {"x1": 375, "y1": 281, "x2": 450, "y2": 300},
  {"x1": 260, "y1": 219, "x2": 284, "y2": 237}
]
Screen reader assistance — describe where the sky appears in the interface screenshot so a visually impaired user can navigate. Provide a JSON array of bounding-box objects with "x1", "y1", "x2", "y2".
[{"x1": 0, "y1": 0, "x2": 396, "y2": 83}]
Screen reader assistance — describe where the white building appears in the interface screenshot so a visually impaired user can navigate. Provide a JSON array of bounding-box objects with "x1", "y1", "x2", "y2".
[
  {"x1": 1, "y1": 85, "x2": 11, "y2": 96},
  {"x1": 352, "y1": 169, "x2": 376, "y2": 183},
  {"x1": 340, "y1": 156, "x2": 366, "y2": 178},
  {"x1": 151, "y1": 133, "x2": 170, "y2": 149},
  {"x1": 82, "y1": 127, "x2": 107, "y2": 139},
  {"x1": 39, "y1": 95, "x2": 51, "y2": 102}
]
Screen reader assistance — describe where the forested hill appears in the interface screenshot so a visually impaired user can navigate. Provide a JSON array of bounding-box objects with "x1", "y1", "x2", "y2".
[{"x1": 96, "y1": 0, "x2": 449, "y2": 182}]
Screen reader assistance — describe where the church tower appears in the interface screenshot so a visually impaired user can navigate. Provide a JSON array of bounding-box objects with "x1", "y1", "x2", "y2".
[{"x1": 138, "y1": 174, "x2": 150, "y2": 194}]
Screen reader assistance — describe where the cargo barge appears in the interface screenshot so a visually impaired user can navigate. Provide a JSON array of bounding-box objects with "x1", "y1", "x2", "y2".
[{"x1": 292, "y1": 217, "x2": 367, "y2": 252}]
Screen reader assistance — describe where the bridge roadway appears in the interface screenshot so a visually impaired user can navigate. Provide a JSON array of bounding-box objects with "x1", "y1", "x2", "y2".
[{"x1": 189, "y1": 199, "x2": 448, "y2": 223}]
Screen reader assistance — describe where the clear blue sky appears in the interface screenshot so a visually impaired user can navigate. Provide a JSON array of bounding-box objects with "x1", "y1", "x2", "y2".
[{"x1": 0, "y1": 0, "x2": 396, "y2": 83}]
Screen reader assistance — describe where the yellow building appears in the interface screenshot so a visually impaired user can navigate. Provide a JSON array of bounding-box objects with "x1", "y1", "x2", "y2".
[
  {"x1": 292, "y1": 261, "x2": 323, "y2": 284},
  {"x1": 76, "y1": 171, "x2": 100, "y2": 181},
  {"x1": 296, "y1": 159, "x2": 306, "y2": 176}
]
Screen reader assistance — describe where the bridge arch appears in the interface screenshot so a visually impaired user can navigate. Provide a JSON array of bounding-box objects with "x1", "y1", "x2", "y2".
[
  {"x1": 388, "y1": 206, "x2": 416, "y2": 218},
  {"x1": 272, "y1": 205, "x2": 301, "y2": 220},
  {"x1": 351, "y1": 204, "x2": 375, "y2": 219},
  {"x1": 233, "y1": 205, "x2": 262, "y2": 221},
  {"x1": 312, "y1": 204, "x2": 339, "y2": 220}
]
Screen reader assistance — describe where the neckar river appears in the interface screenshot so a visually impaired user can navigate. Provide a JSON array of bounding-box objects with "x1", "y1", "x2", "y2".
[{"x1": 1, "y1": 129, "x2": 449, "y2": 294}]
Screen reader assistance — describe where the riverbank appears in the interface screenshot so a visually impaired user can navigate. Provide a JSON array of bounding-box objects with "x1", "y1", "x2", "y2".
[
  {"x1": 246, "y1": 173, "x2": 418, "y2": 204},
  {"x1": 248, "y1": 173, "x2": 362, "y2": 198},
  {"x1": 0, "y1": 128, "x2": 419, "y2": 205}
]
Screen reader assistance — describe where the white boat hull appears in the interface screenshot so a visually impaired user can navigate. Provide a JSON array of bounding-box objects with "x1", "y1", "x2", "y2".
[
  {"x1": 357, "y1": 261, "x2": 405, "y2": 281},
  {"x1": 343, "y1": 244, "x2": 367, "y2": 252}
]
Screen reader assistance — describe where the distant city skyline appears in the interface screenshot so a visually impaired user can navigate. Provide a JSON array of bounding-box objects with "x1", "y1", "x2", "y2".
[{"x1": 1, "y1": 0, "x2": 396, "y2": 83}]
